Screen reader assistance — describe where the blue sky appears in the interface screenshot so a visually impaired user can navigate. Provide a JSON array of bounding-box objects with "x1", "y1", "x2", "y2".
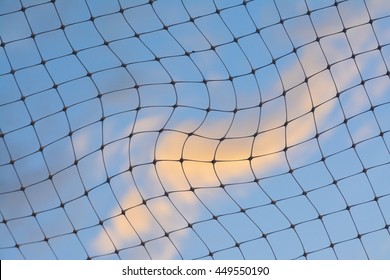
[{"x1": 1, "y1": 0, "x2": 390, "y2": 260}]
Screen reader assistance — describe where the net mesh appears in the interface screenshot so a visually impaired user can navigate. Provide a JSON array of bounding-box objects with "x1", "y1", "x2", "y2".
[{"x1": 1, "y1": 0, "x2": 390, "y2": 260}]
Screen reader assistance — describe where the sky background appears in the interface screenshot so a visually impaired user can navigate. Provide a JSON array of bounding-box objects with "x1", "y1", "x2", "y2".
[{"x1": 1, "y1": 0, "x2": 390, "y2": 260}]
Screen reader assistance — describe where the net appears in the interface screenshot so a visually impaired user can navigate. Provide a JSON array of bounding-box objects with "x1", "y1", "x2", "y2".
[{"x1": 0, "y1": 0, "x2": 390, "y2": 260}]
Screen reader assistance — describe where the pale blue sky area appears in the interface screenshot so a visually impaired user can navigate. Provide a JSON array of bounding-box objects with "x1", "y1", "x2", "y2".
[{"x1": 1, "y1": 0, "x2": 390, "y2": 260}]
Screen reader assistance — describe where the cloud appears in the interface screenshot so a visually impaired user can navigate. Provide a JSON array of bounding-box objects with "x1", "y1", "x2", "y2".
[{"x1": 92, "y1": 62, "x2": 340, "y2": 257}]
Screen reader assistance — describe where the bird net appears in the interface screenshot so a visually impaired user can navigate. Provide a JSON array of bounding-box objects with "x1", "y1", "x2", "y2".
[{"x1": 1, "y1": 0, "x2": 390, "y2": 260}]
